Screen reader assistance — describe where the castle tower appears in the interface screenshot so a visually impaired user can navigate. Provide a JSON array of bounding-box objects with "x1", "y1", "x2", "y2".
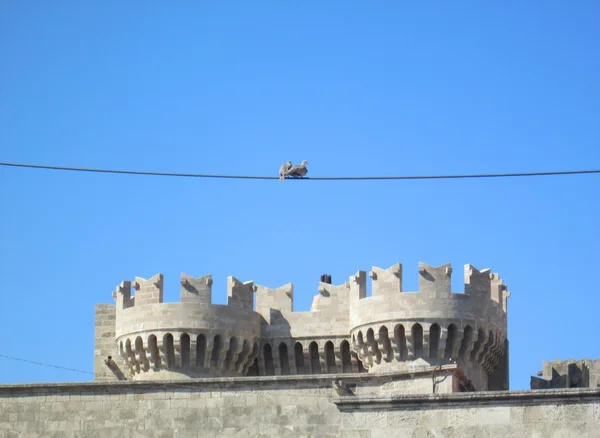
[{"x1": 94, "y1": 261, "x2": 510, "y2": 391}]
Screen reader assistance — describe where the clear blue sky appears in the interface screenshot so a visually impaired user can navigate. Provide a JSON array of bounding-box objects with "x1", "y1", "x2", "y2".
[{"x1": 0, "y1": 2, "x2": 598, "y2": 390}]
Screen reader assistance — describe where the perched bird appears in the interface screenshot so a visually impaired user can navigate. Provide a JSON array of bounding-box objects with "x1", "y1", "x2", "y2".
[
  {"x1": 279, "y1": 161, "x2": 292, "y2": 181},
  {"x1": 286, "y1": 160, "x2": 308, "y2": 178}
]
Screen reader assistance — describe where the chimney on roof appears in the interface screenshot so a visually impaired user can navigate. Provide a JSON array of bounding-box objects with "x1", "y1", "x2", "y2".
[{"x1": 320, "y1": 274, "x2": 332, "y2": 284}]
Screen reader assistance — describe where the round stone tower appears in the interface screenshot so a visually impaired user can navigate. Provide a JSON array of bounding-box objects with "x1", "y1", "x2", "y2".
[
  {"x1": 347, "y1": 263, "x2": 509, "y2": 390},
  {"x1": 113, "y1": 274, "x2": 261, "y2": 380},
  {"x1": 100, "y1": 261, "x2": 510, "y2": 390}
]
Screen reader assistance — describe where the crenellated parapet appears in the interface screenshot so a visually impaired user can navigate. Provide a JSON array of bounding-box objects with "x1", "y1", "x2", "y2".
[
  {"x1": 349, "y1": 263, "x2": 509, "y2": 386},
  {"x1": 349, "y1": 263, "x2": 508, "y2": 327},
  {"x1": 531, "y1": 358, "x2": 600, "y2": 389},
  {"x1": 98, "y1": 261, "x2": 511, "y2": 390},
  {"x1": 112, "y1": 272, "x2": 262, "y2": 380}
]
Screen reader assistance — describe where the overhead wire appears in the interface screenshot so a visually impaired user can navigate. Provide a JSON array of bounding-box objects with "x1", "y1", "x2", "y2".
[
  {"x1": 0, "y1": 161, "x2": 595, "y2": 380},
  {"x1": 0, "y1": 353, "x2": 93, "y2": 375},
  {"x1": 1, "y1": 161, "x2": 599, "y2": 181}
]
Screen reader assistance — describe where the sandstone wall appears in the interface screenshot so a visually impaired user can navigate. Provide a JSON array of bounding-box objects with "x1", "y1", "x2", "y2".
[
  {"x1": 0, "y1": 373, "x2": 598, "y2": 438},
  {"x1": 103, "y1": 263, "x2": 510, "y2": 387}
]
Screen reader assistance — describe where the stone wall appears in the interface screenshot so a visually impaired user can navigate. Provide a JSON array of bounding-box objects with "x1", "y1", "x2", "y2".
[
  {"x1": 531, "y1": 358, "x2": 600, "y2": 389},
  {"x1": 0, "y1": 371, "x2": 598, "y2": 438},
  {"x1": 93, "y1": 304, "x2": 120, "y2": 382},
  {"x1": 103, "y1": 263, "x2": 510, "y2": 389}
]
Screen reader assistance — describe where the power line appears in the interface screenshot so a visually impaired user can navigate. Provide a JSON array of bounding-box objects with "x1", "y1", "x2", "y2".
[
  {"x1": 1, "y1": 161, "x2": 599, "y2": 181},
  {"x1": 0, "y1": 353, "x2": 93, "y2": 375}
]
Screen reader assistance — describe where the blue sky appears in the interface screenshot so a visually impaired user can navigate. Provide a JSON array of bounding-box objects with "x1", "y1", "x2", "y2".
[{"x1": 0, "y1": 2, "x2": 598, "y2": 390}]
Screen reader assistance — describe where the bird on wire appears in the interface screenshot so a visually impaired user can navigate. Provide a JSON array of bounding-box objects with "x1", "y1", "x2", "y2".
[
  {"x1": 279, "y1": 160, "x2": 308, "y2": 181},
  {"x1": 279, "y1": 161, "x2": 292, "y2": 181}
]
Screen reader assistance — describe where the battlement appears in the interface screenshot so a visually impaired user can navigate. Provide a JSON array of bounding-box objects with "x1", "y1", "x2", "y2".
[
  {"x1": 531, "y1": 358, "x2": 600, "y2": 389},
  {"x1": 99, "y1": 261, "x2": 511, "y2": 388},
  {"x1": 112, "y1": 262, "x2": 509, "y2": 317},
  {"x1": 255, "y1": 282, "x2": 294, "y2": 319},
  {"x1": 361, "y1": 262, "x2": 509, "y2": 310},
  {"x1": 227, "y1": 276, "x2": 254, "y2": 310}
]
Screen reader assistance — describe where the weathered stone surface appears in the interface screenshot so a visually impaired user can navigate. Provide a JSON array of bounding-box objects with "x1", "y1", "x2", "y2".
[
  {"x1": 101, "y1": 262, "x2": 510, "y2": 392},
  {"x1": 0, "y1": 378, "x2": 597, "y2": 437},
  {"x1": 531, "y1": 358, "x2": 600, "y2": 389},
  {"x1": 47, "y1": 262, "x2": 580, "y2": 435}
]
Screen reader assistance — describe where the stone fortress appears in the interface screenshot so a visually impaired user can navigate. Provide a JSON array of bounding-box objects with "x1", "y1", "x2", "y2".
[
  {"x1": 531, "y1": 358, "x2": 600, "y2": 390},
  {"x1": 1, "y1": 260, "x2": 598, "y2": 437},
  {"x1": 98, "y1": 261, "x2": 510, "y2": 392}
]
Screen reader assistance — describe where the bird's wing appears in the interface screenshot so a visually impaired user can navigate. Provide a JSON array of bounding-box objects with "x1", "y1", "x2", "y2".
[
  {"x1": 279, "y1": 161, "x2": 292, "y2": 175},
  {"x1": 293, "y1": 163, "x2": 307, "y2": 176},
  {"x1": 286, "y1": 165, "x2": 300, "y2": 175}
]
